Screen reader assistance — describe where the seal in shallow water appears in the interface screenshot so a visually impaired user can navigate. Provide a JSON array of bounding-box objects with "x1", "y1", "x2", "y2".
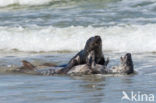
[
  {"x1": 57, "y1": 35, "x2": 107, "y2": 74},
  {"x1": 110, "y1": 53, "x2": 134, "y2": 74},
  {"x1": 12, "y1": 51, "x2": 107, "y2": 75},
  {"x1": 13, "y1": 52, "x2": 134, "y2": 75},
  {"x1": 68, "y1": 53, "x2": 134, "y2": 75}
]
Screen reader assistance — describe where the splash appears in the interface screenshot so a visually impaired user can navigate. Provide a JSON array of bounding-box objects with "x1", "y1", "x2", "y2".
[{"x1": 0, "y1": 24, "x2": 156, "y2": 53}]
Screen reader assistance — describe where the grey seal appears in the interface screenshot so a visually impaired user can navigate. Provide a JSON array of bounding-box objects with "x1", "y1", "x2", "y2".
[
  {"x1": 12, "y1": 53, "x2": 134, "y2": 76},
  {"x1": 57, "y1": 35, "x2": 107, "y2": 74}
]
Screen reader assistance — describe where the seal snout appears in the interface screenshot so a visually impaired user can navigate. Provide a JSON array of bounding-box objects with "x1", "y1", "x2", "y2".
[
  {"x1": 94, "y1": 35, "x2": 102, "y2": 42},
  {"x1": 93, "y1": 35, "x2": 102, "y2": 48}
]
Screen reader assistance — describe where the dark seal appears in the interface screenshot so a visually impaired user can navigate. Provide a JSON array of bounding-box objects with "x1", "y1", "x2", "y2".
[{"x1": 57, "y1": 35, "x2": 106, "y2": 74}]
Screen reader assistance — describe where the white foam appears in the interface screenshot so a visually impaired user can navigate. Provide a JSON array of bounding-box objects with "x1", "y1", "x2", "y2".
[
  {"x1": 0, "y1": 0, "x2": 56, "y2": 7},
  {"x1": 0, "y1": 24, "x2": 156, "y2": 53}
]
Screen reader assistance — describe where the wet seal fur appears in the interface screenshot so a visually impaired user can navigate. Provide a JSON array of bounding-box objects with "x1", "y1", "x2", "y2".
[
  {"x1": 110, "y1": 53, "x2": 134, "y2": 74},
  {"x1": 57, "y1": 35, "x2": 106, "y2": 74},
  {"x1": 67, "y1": 50, "x2": 109, "y2": 75},
  {"x1": 13, "y1": 53, "x2": 134, "y2": 76},
  {"x1": 67, "y1": 53, "x2": 134, "y2": 75}
]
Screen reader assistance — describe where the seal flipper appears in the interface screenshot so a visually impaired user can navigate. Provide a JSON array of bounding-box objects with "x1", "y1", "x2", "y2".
[
  {"x1": 22, "y1": 60, "x2": 36, "y2": 70},
  {"x1": 87, "y1": 51, "x2": 100, "y2": 74},
  {"x1": 86, "y1": 50, "x2": 95, "y2": 67},
  {"x1": 57, "y1": 59, "x2": 79, "y2": 74},
  {"x1": 105, "y1": 57, "x2": 109, "y2": 67}
]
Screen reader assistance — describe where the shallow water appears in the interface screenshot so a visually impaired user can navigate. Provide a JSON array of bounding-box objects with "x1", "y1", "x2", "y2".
[
  {"x1": 0, "y1": 52, "x2": 156, "y2": 103},
  {"x1": 0, "y1": 0, "x2": 156, "y2": 103}
]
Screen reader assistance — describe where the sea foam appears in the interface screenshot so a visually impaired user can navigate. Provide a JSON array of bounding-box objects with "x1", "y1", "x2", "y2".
[
  {"x1": 0, "y1": 24, "x2": 156, "y2": 53},
  {"x1": 0, "y1": 0, "x2": 55, "y2": 7}
]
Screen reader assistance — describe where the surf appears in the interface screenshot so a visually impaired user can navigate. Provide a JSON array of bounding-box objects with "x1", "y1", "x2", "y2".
[{"x1": 0, "y1": 24, "x2": 156, "y2": 53}]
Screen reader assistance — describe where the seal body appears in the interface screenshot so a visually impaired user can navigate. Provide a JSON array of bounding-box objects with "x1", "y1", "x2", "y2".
[
  {"x1": 12, "y1": 53, "x2": 134, "y2": 75},
  {"x1": 110, "y1": 53, "x2": 134, "y2": 74},
  {"x1": 58, "y1": 35, "x2": 106, "y2": 73},
  {"x1": 67, "y1": 53, "x2": 134, "y2": 75},
  {"x1": 12, "y1": 50, "x2": 107, "y2": 75}
]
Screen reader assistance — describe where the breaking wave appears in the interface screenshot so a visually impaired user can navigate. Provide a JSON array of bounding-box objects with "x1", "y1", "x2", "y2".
[{"x1": 0, "y1": 24, "x2": 156, "y2": 53}]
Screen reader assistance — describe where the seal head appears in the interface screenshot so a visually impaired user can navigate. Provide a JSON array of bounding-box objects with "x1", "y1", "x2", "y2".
[{"x1": 120, "y1": 53, "x2": 134, "y2": 74}]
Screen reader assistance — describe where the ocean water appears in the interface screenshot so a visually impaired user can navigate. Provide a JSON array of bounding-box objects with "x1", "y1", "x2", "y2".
[{"x1": 0, "y1": 0, "x2": 156, "y2": 103}]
